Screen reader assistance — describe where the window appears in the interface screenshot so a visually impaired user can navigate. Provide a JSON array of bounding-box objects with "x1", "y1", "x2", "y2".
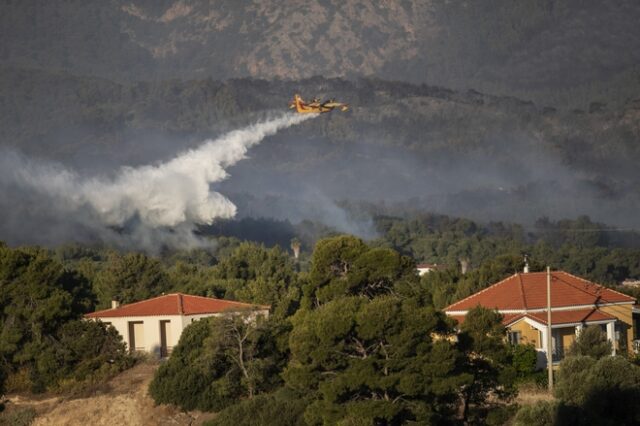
[{"x1": 508, "y1": 331, "x2": 522, "y2": 345}]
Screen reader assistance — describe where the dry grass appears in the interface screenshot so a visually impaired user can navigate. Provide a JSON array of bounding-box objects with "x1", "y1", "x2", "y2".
[
  {"x1": 5, "y1": 362, "x2": 216, "y2": 426},
  {"x1": 516, "y1": 382, "x2": 555, "y2": 406}
]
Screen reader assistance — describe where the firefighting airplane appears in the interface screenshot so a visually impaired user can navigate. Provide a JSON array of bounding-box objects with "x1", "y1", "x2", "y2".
[{"x1": 289, "y1": 94, "x2": 349, "y2": 113}]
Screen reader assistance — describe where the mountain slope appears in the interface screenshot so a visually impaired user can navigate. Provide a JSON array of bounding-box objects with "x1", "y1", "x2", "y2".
[{"x1": 1, "y1": 0, "x2": 639, "y2": 107}]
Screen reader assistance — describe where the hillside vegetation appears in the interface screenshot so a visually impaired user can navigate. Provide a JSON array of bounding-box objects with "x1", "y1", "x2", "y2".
[
  {"x1": 1, "y1": 68, "x2": 640, "y2": 241},
  {"x1": 1, "y1": 1, "x2": 639, "y2": 107}
]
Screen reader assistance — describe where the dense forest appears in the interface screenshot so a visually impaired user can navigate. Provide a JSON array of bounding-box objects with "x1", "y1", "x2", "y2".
[{"x1": 2, "y1": 211, "x2": 640, "y2": 424}]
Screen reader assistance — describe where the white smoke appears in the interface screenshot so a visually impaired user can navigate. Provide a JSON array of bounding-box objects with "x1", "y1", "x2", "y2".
[{"x1": 1, "y1": 113, "x2": 315, "y2": 249}]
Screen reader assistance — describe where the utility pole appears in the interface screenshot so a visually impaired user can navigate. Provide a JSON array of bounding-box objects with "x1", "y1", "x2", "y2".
[{"x1": 547, "y1": 266, "x2": 554, "y2": 392}]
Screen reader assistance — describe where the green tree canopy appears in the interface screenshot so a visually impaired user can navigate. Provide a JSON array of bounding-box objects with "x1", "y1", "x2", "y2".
[
  {"x1": 284, "y1": 296, "x2": 467, "y2": 425},
  {"x1": 0, "y1": 245, "x2": 124, "y2": 392},
  {"x1": 554, "y1": 355, "x2": 640, "y2": 425},
  {"x1": 94, "y1": 252, "x2": 170, "y2": 307},
  {"x1": 458, "y1": 306, "x2": 517, "y2": 423},
  {"x1": 208, "y1": 242, "x2": 302, "y2": 318},
  {"x1": 303, "y1": 235, "x2": 419, "y2": 308},
  {"x1": 149, "y1": 313, "x2": 281, "y2": 412}
]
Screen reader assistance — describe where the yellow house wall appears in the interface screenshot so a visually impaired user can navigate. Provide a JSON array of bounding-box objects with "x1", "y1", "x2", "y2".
[
  {"x1": 508, "y1": 320, "x2": 541, "y2": 348},
  {"x1": 557, "y1": 327, "x2": 575, "y2": 351},
  {"x1": 600, "y1": 303, "x2": 634, "y2": 354}
]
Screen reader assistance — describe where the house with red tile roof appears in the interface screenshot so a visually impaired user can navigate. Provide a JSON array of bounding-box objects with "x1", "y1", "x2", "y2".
[
  {"x1": 86, "y1": 293, "x2": 270, "y2": 358},
  {"x1": 444, "y1": 271, "x2": 636, "y2": 367}
]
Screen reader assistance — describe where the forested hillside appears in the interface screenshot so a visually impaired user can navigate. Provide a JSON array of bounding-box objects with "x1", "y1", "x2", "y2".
[
  {"x1": 2, "y1": 1, "x2": 639, "y2": 107},
  {"x1": 2, "y1": 67, "x2": 640, "y2": 247},
  {"x1": 3, "y1": 2, "x2": 640, "y2": 424},
  {"x1": 3, "y1": 216, "x2": 639, "y2": 423}
]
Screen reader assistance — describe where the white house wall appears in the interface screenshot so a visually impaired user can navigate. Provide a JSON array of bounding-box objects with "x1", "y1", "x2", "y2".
[
  {"x1": 92, "y1": 309, "x2": 270, "y2": 358},
  {"x1": 94, "y1": 315, "x2": 184, "y2": 357}
]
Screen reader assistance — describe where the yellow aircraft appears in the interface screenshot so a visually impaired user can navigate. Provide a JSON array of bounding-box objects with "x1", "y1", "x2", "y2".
[{"x1": 289, "y1": 94, "x2": 349, "y2": 113}]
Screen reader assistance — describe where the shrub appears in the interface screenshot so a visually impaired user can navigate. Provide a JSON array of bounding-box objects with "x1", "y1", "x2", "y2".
[
  {"x1": 512, "y1": 343, "x2": 538, "y2": 379},
  {"x1": 513, "y1": 400, "x2": 560, "y2": 426},
  {"x1": 205, "y1": 391, "x2": 308, "y2": 426},
  {"x1": 3, "y1": 320, "x2": 131, "y2": 394},
  {"x1": 555, "y1": 355, "x2": 640, "y2": 424},
  {"x1": 567, "y1": 326, "x2": 611, "y2": 359},
  {"x1": 149, "y1": 315, "x2": 281, "y2": 412},
  {"x1": 149, "y1": 319, "x2": 222, "y2": 411},
  {"x1": 485, "y1": 404, "x2": 519, "y2": 425},
  {"x1": 0, "y1": 407, "x2": 37, "y2": 426}
]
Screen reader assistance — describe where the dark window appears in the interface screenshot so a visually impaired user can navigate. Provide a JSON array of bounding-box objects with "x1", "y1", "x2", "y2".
[{"x1": 508, "y1": 331, "x2": 522, "y2": 345}]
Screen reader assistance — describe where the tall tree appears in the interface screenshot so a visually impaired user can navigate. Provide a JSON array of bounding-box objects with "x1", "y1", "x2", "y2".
[
  {"x1": 211, "y1": 242, "x2": 302, "y2": 318},
  {"x1": 94, "y1": 252, "x2": 169, "y2": 307},
  {"x1": 0, "y1": 245, "x2": 117, "y2": 392},
  {"x1": 284, "y1": 296, "x2": 467, "y2": 424},
  {"x1": 457, "y1": 306, "x2": 517, "y2": 423},
  {"x1": 149, "y1": 313, "x2": 281, "y2": 412},
  {"x1": 303, "y1": 235, "x2": 419, "y2": 307}
]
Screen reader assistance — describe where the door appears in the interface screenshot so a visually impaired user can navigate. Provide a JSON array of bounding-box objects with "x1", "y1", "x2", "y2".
[{"x1": 160, "y1": 320, "x2": 172, "y2": 358}]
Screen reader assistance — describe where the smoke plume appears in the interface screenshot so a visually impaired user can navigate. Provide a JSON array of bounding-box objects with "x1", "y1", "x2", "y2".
[{"x1": 0, "y1": 113, "x2": 315, "y2": 250}]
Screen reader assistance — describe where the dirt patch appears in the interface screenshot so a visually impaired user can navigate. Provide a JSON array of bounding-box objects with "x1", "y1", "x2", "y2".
[{"x1": 5, "y1": 363, "x2": 216, "y2": 426}]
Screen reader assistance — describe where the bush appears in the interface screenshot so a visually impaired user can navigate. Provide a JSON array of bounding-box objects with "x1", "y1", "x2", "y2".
[
  {"x1": 3, "y1": 320, "x2": 131, "y2": 394},
  {"x1": 554, "y1": 355, "x2": 640, "y2": 424},
  {"x1": 513, "y1": 400, "x2": 560, "y2": 426},
  {"x1": 149, "y1": 319, "x2": 225, "y2": 411},
  {"x1": 4, "y1": 369, "x2": 31, "y2": 394},
  {"x1": 0, "y1": 407, "x2": 37, "y2": 426},
  {"x1": 512, "y1": 344, "x2": 538, "y2": 379},
  {"x1": 485, "y1": 404, "x2": 519, "y2": 425},
  {"x1": 55, "y1": 320, "x2": 132, "y2": 382},
  {"x1": 149, "y1": 315, "x2": 280, "y2": 412},
  {"x1": 205, "y1": 391, "x2": 308, "y2": 426},
  {"x1": 567, "y1": 326, "x2": 611, "y2": 359}
]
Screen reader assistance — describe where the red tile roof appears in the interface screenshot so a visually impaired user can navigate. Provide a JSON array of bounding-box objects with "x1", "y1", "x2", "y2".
[
  {"x1": 86, "y1": 293, "x2": 269, "y2": 318},
  {"x1": 448, "y1": 308, "x2": 615, "y2": 327},
  {"x1": 445, "y1": 271, "x2": 634, "y2": 312},
  {"x1": 519, "y1": 308, "x2": 616, "y2": 325}
]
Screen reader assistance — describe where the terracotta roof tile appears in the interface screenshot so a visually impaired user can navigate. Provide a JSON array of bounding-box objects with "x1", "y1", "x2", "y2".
[
  {"x1": 504, "y1": 308, "x2": 616, "y2": 326},
  {"x1": 86, "y1": 293, "x2": 269, "y2": 318},
  {"x1": 525, "y1": 309, "x2": 615, "y2": 325},
  {"x1": 448, "y1": 308, "x2": 614, "y2": 327},
  {"x1": 445, "y1": 271, "x2": 635, "y2": 312}
]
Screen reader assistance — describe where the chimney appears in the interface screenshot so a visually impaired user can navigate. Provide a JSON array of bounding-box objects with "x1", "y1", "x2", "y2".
[
  {"x1": 111, "y1": 300, "x2": 120, "y2": 309},
  {"x1": 523, "y1": 255, "x2": 530, "y2": 273},
  {"x1": 460, "y1": 258, "x2": 469, "y2": 275},
  {"x1": 290, "y1": 238, "x2": 301, "y2": 260}
]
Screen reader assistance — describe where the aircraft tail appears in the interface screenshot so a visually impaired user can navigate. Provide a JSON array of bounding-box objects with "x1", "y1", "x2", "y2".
[{"x1": 294, "y1": 94, "x2": 307, "y2": 113}]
